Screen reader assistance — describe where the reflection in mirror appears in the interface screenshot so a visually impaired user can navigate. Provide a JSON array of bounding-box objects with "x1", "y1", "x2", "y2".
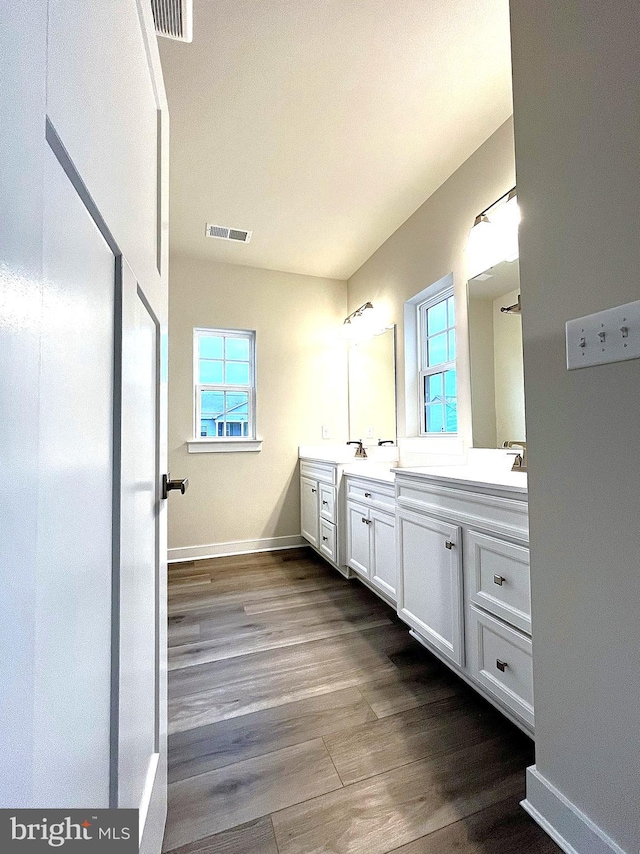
[
  {"x1": 348, "y1": 327, "x2": 397, "y2": 444},
  {"x1": 468, "y1": 259, "x2": 525, "y2": 448}
]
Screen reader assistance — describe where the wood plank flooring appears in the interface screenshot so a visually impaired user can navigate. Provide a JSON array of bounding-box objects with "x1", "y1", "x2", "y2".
[{"x1": 163, "y1": 547, "x2": 560, "y2": 854}]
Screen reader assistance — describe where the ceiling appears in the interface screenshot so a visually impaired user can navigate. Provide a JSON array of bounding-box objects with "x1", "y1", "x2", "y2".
[
  {"x1": 159, "y1": 1, "x2": 513, "y2": 281},
  {"x1": 469, "y1": 258, "x2": 520, "y2": 300}
]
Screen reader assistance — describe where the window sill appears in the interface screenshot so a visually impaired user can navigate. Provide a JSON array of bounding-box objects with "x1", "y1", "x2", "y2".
[{"x1": 187, "y1": 438, "x2": 263, "y2": 454}]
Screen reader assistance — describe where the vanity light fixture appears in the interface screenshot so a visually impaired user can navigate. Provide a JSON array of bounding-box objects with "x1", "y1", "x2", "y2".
[
  {"x1": 467, "y1": 187, "x2": 520, "y2": 276},
  {"x1": 342, "y1": 302, "x2": 385, "y2": 340}
]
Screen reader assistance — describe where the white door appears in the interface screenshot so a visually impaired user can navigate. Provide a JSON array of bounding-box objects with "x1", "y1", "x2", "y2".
[
  {"x1": 397, "y1": 508, "x2": 464, "y2": 666},
  {"x1": 300, "y1": 477, "x2": 319, "y2": 547},
  {"x1": 347, "y1": 501, "x2": 371, "y2": 579},
  {"x1": 370, "y1": 509, "x2": 396, "y2": 602},
  {"x1": 118, "y1": 261, "x2": 167, "y2": 848}
]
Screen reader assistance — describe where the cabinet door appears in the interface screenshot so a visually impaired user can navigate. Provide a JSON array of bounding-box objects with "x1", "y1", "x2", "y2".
[
  {"x1": 397, "y1": 508, "x2": 464, "y2": 666},
  {"x1": 300, "y1": 476, "x2": 319, "y2": 547},
  {"x1": 370, "y1": 509, "x2": 396, "y2": 602},
  {"x1": 346, "y1": 500, "x2": 370, "y2": 579}
]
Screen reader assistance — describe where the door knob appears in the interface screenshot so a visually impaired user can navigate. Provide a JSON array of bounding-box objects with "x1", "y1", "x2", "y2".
[{"x1": 162, "y1": 474, "x2": 189, "y2": 499}]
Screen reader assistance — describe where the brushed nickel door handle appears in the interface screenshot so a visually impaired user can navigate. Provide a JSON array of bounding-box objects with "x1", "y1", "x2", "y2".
[
  {"x1": 494, "y1": 574, "x2": 505, "y2": 586},
  {"x1": 445, "y1": 540, "x2": 454, "y2": 550},
  {"x1": 496, "y1": 659, "x2": 508, "y2": 672},
  {"x1": 162, "y1": 474, "x2": 189, "y2": 499}
]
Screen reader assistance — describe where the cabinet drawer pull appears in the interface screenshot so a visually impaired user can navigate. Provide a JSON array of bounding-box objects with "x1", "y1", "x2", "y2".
[
  {"x1": 361, "y1": 517, "x2": 372, "y2": 525},
  {"x1": 364, "y1": 492, "x2": 372, "y2": 497},
  {"x1": 322, "y1": 536, "x2": 328, "y2": 542},
  {"x1": 496, "y1": 659, "x2": 508, "y2": 672},
  {"x1": 445, "y1": 540, "x2": 454, "y2": 550},
  {"x1": 322, "y1": 500, "x2": 328, "y2": 505},
  {"x1": 311, "y1": 488, "x2": 317, "y2": 493},
  {"x1": 493, "y1": 574, "x2": 505, "y2": 586}
]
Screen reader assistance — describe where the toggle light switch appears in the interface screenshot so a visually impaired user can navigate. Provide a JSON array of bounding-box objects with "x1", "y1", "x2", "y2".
[{"x1": 566, "y1": 299, "x2": 640, "y2": 369}]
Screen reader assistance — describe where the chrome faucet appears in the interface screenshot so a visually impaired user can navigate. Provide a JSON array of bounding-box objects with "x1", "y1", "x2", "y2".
[
  {"x1": 347, "y1": 440, "x2": 368, "y2": 459},
  {"x1": 503, "y1": 440, "x2": 527, "y2": 472}
]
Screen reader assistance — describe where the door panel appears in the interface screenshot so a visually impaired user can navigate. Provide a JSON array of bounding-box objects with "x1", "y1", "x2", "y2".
[
  {"x1": 46, "y1": 0, "x2": 159, "y2": 285},
  {"x1": 370, "y1": 509, "x2": 396, "y2": 601},
  {"x1": 300, "y1": 477, "x2": 319, "y2": 547},
  {"x1": 118, "y1": 264, "x2": 160, "y2": 814},
  {"x1": 397, "y1": 508, "x2": 464, "y2": 666},
  {"x1": 347, "y1": 501, "x2": 370, "y2": 578},
  {"x1": 32, "y1": 147, "x2": 115, "y2": 806}
]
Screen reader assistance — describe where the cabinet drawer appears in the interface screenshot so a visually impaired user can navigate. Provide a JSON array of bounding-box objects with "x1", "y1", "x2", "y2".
[
  {"x1": 346, "y1": 477, "x2": 395, "y2": 511},
  {"x1": 469, "y1": 605, "x2": 534, "y2": 729},
  {"x1": 300, "y1": 460, "x2": 337, "y2": 485},
  {"x1": 319, "y1": 484, "x2": 336, "y2": 524},
  {"x1": 468, "y1": 531, "x2": 531, "y2": 634},
  {"x1": 319, "y1": 519, "x2": 337, "y2": 563}
]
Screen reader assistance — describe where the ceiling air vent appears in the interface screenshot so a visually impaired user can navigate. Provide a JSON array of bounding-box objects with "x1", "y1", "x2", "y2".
[
  {"x1": 205, "y1": 224, "x2": 253, "y2": 244},
  {"x1": 151, "y1": 0, "x2": 193, "y2": 43}
]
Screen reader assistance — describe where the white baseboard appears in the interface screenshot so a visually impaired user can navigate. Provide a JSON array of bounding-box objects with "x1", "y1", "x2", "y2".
[
  {"x1": 522, "y1": 766, "x2": 626, "y2": 854},
  {"x1": 168, "y1": 535, "x2": 307, "y2": 563}
]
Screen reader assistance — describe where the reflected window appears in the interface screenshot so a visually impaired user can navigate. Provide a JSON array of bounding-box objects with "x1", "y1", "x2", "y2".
[
  {"x1": 194, "y1": 328, "x2": 256, "y2": 439},
  {"x1": 419, "y1": 292, "x2": 457, "y2": 434}
]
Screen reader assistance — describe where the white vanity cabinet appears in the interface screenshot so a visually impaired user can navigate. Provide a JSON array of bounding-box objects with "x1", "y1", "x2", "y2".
[
  {"x1": 395, "y1": 467, "x2": 534, "y2": 735},
  {"x1": 345, "y1": 475, "x2": 397, "y2": 604},
  {"x1": 299, "y1": 457, "x2": 346, "y2": 576}
]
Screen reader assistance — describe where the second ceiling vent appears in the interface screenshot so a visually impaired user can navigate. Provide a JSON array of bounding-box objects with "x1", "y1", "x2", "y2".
[
  {"x1": 151, "y1": 0, "x2": 193, "y2": 43},
  {"x1": 205, "y1": 224, "x2": 253, "y2": 244}
]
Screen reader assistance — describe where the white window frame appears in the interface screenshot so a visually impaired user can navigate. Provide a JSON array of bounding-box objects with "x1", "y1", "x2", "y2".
[
  {"x1": 188, "y1": 327, "x2": 261, "y2": 453},
  {"x1": 417, "y1": 287, "x2": 458, "y2": 436}
]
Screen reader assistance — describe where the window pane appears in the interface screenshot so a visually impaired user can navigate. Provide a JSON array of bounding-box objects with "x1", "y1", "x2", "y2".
[
  {"x1": 427, "y1": 300, "x2": 447, "y2": 335},
  {"x1": 426, "y1": 404, "x2": 444, "y2": 433},
  {"x1": 445, "y1": 400, "x2": 458, "y2": 433},
  {"x1": 199, "y1": 359, "x2": 223, "y2": 383},
  {"x1": 448, "y1": 329, "x2": 456, "y2": 361},
  {"x1": 447, "y1": 296, "x2": 455, "y2": 327},
  {"x1": 199, "y1": 335, "x2": 223, "y2": 359},
  {"x1": 444, "y1": 368, "x2": 457, "y2": 398},
  {"x1": 425, "y1": 372, "x2": 443, "y2": 403},
  {"x1": 427, "y1": 333, "x2": 447, "y2": 367},
  {"x1": 200, "y1": 419, "x2": 216, "y2": 438},
  {"x1": 226, "y1": 337, "x2": 249, "y2": 361},
  {"x1": 200, "y1": 390, "x2": 224, "y2": 416},
  {"x1": 225, "y1": 361, "x2": 250, "y2": 385},
  {"x1": 444, "y1": 369, "x2": 457, "y2": 433}
]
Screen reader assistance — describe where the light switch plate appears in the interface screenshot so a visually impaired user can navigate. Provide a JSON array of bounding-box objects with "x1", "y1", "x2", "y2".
[
  {"x1": 321, "y1": 425, "x2": 331, "y2": 439},
  {"x1": 566, "y1": 299, "x2": 640, "y2": 370}
]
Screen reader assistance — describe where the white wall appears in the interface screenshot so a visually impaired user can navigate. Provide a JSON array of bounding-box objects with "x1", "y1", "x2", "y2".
[
  {"x1": 168, "y1": 255, "x2": 347, "y2": 557},
  {"x1": 468, "y1": 297, "x2": 497, "y2": 448},
  {"x1": 510, "y1": 2, "x2": 640, "y2": 851},
  {"x1": 347, "y1": 118, "x2": 516, "y2": 451},
  {"x1": 493, "y1": 288, "x2": 525, "y2": 447}
]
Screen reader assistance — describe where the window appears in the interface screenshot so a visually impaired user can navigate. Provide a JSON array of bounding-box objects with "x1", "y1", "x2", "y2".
[
  {"x1": 194, "y1": 328, "x2": 256, "y2": 440},
  {"x1": 419, "y1": 291, "x2": 457, "y2": 434}
]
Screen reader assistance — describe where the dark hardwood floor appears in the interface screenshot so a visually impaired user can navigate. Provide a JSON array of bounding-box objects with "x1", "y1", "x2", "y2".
[{"x1": 163, "y1": 547, "x2": 560, "y2": 854}]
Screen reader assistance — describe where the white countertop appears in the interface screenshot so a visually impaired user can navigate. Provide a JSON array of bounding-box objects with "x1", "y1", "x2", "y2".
[{"x1": 395, "y1": 464, "x2": 527, "y2": 494}]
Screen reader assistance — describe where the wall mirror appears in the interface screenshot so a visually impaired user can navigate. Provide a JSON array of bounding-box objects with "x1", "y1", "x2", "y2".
[
  {"x1": 347, "y1": 326, "x2": 397, "y2": 444},
  {"x1": 468, "y1": 259, "x2": 525, "y2": 448}
]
